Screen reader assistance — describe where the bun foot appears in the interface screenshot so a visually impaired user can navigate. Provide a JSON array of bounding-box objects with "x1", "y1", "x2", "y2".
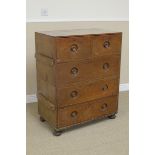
[
  {"x1": 108, "y1": 114, "x2": 116, "y2": 119},
  {"x1": 53, "y1": 130, "x2": 62, "y2": 136},
  {"x1": 40, "y1": 116, "x2": 46, "y2": 122}
]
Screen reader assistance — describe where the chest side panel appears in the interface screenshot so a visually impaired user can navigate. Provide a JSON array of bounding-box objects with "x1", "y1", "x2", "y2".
[{"x1": 35, "y1": 32, "x2": 56, "y2": 59}]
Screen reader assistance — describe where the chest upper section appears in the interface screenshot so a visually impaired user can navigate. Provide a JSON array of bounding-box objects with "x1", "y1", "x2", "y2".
[{"x1": 35, "y1": 29, "x2": 122, "y2": 63}]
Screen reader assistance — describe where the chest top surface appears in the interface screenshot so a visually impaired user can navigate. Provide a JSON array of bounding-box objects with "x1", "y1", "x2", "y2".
[{"x1": 37, "y1": 28, "x2": 121, "y2": 37}]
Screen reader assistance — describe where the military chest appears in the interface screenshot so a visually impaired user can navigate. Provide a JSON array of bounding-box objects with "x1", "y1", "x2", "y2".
[{"x1": 35, "y1": 29, "x2": 122, "y2": 136}]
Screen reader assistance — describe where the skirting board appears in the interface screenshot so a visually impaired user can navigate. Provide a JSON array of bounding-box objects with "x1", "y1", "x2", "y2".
[
  {"x1": 26, "y1": 83, "x2": 129, "y2": 103},
  {"x1": 26, "y1": 18, "x2": 129, "y2": 23}
]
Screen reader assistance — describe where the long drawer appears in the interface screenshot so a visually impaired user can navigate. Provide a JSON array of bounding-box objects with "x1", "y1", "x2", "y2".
[
  {"x1": 57, "y1": 78, "x2": 119, "y2": 107},
  {"x1": 58, "y1": 96, "x2": 118, "y2": 128},
  {"x1": 55, "y1": 55, "x2": 120, "y2": 86}
]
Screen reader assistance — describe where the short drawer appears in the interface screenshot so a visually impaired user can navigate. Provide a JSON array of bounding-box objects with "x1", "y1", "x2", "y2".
[
  {"x1": 55, "y1": 55, "x2": 120, "y2": 86},
  {"x1": 92, "y1": 33, "x2": 122, "y2": 56},
  {"x1": 57, "y1": 78, "x2": 119, "y2": 107},
  {"x1": 58, "y1": 96, "x2": 118, "y2": 128},
  {"x1": 56, "y1": 36, "x2": 91, "y2": 62}
]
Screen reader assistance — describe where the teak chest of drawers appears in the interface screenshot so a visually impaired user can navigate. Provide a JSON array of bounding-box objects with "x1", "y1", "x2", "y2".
[{"x1": 35, "y1": 29, "x2": 122, "y2": 136}]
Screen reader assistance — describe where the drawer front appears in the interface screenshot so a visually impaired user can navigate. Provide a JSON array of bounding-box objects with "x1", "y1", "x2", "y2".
[
  {"x1": 57, "y1": 78, "x2": 119, "y2": 107},
  {"x1": 55, "y1": 55, "x2": 120, "y2": 86},
  {"x1": 92, "y1": 33, "x2": 122, "y2": 56},
  {"x1": 56, "y1": 36, "x2": 91, "y2": 62},
  {"x1": 58, "y1": 96, "x2": 118, "y2": 128}
]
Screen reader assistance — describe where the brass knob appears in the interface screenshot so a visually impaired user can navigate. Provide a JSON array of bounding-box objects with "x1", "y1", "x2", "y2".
[
  {"x1": 70, "y1": 44, "x2": 78, "y2": 52},
  {"x1": 70, "y1": 91, "x2": 78, "y2": 98},
  {"x1": 103, "y1": 41, "x2": 110, "y2": 48},
  {"x1": 71, "y1": 67, "x2": 78, "y2": 76},
  {"x1": 71, "y1": 111, "x2": 78, "y2": 118},
  {"x1": 101, "y1": 103, "x2": 108, "y2": 111},
  {"x1": 102, "y1": 84, "x2": 108, "y2": 91},
  {"x1": 103, "y1": 63, "x2": 110, "y2": 70}
]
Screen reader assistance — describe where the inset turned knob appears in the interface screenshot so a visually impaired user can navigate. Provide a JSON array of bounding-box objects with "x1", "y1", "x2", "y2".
[
  {"x1": 101, "y1": 103, "x2": 108, "y2": 111},
  {"x1": 71, "y1": 111, "x2": 78, "y2": 118},
  {"x1": 102, "y1": 84, "x2": 108, "y2": 91},
  {"x1": 103, "y1": 63, "x2": 110, "y2": 70},
  {"x1": 70, "y1": 44, "x2": 78, "y2": 52},
  {"x1": 71, "y1": 67, "x2": 78, "y2": 76},
  {"x1": 70, "y1": 91, "x2": 78, "y2": 98},
  {"x1": 103, "y1": 41, "x2": 110, "y2": 48}
]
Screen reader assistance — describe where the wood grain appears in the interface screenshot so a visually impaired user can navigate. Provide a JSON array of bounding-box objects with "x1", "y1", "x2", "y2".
[
  {"x1": 55, "y1": 55, "x2": 121, "y2": 86},
  {"x1": 92, "y1": 33, "x2": 122, "y2": 56},
  {"x1": 35, "y1": 32, "x2": 56, "y2": 59},
  {"x1": 57, "y1": 78, "x2": 119, "y2": 107},
  {"x1": 35, "y1": 29, "x2": 122, "y2": 132},
  {"x1": 58, "y1": 96, "x2": 118, "y2": 128},
  {"x1": 38, "y1": 94, "x2": 57, "y2": 128},
  {"x1": 56, "y1": 36, "x2": 92, "y2": 62}
]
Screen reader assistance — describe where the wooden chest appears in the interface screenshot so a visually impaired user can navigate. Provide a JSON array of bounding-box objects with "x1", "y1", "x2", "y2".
[{"x1": 35, "y1": 29, "x2": 122, "y2": 136}]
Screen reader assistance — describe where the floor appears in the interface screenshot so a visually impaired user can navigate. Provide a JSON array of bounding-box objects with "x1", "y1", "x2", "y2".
[{"x1": 26, "y1": 92, "x2": 129, "y2": 155}]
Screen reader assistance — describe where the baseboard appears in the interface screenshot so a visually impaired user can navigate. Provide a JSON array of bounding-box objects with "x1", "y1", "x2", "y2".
[
  {"x1": 119, "y1": 83, "x2": 129, "y2": 92},
  {"x1": 26, "y1": 18, "x2": 129, "y2": 23},
  {"x1": 26, "y1": 94, "x2": 38, "y2": 104},
  {"x1": 26, "y1": 83, "x2": 129, "y2": 103}
]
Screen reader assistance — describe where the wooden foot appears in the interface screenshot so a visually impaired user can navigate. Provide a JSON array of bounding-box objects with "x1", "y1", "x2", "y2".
[
  {"x1": 40, "y1": 116, "x2": 46, "y2": 122},
  {"x1": 53, "y1": 129, "x2": 62, "y2": 136},
  {"x1": 108, "y1": 114, "x2": 116, "y2": 119}
]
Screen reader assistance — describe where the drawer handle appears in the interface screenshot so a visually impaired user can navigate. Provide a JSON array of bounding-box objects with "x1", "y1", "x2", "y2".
[
  {"x1": 70, "y1": 90, "x2": 78, "y2": 98},
  {"x1": 70, "y1": 44, "x2": 78, "y2": 53},
  {"x1": 103, "y1": 41, "x2": 110, "y2": 48},
  {"x1": 71, "y1": 67, "x2": 78, "y2": 76},
  {"x1": 102, "y1": 84, "x2": 108, "y2": 91},
  {"x1": 103, "y1": 63, "x2": 110, "y2": 70},
  {"x1": 101, "y1": 103, "x2": 108, "y2": 111},
  {"x1": 71, "y1": 111, "x2": 78, "y2": 118}
]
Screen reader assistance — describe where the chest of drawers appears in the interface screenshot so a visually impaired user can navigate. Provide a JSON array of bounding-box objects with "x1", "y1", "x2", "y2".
[{"x1": 35, "y1": 29, "x2": 122, "y2": 136}]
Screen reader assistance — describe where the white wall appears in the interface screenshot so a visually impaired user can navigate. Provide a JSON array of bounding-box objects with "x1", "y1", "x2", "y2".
[{"x1": 26, "y1": 0, "x2": 129, "y2": 22}]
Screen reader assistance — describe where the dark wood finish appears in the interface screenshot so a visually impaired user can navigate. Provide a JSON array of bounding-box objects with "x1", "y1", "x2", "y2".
[
  {"x1": 58, "y1": 96, "x2": 118, "y2": 128},
  {"x1": 35, "y1": 29, "x2": 122, "y2": 135}
]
